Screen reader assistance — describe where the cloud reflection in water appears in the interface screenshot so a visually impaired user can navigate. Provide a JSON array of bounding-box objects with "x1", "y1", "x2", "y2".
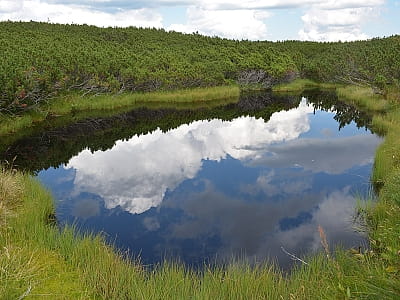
[
  {"x1": 40, "y1": 97, "x2": 382, "y2": 268},
  {"x1": 67, "y1": 99, "x2": 314, "y2": 214},
  {"x1": 163, "y1": 182, "x2": 360, "y2": 265}
]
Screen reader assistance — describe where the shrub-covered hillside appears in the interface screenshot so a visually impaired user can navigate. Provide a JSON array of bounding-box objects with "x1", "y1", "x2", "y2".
[
  {"x1": 0, "y1": 21, "x2": 296, "y2": 113},
  {"x1": 0, "y1": 21, "x2": 399, "y2": 113},
  {"x1": 276, "y1": 37, "x2": 400, "y2": 91}
]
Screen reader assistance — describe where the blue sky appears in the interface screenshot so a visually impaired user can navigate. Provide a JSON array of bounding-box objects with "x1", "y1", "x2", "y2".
[{"x1": 0, "y1": 0, "x2": 399, "y2": 41}]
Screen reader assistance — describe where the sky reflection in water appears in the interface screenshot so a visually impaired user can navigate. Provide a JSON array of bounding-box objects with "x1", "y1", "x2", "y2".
[{"x1": 38, "y1": 98, "x2": 381, "y2": 269}]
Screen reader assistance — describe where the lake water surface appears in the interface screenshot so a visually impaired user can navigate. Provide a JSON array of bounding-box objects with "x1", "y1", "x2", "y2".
[{"x1": 3, "y1": 91, "x2": 381, "y2": 270}]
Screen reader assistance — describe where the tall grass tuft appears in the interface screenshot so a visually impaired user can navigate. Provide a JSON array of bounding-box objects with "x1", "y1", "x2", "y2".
[
  {"x1": 49, "y1": 85, "x2": 240, "y2": 114},
  {"x1": 0, "y1": 167, "x2": 22, "y2": 225},
  {"x1": 272, "y1": 79, "x2": 339, "y2": 93},
  {"x1": 337, "y1": 86, "x2": 389, "y2": 112}
]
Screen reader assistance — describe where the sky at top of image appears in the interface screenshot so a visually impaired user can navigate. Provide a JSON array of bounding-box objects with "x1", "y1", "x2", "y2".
[{"x1": 0, "y1": 0, "x2": 399, "y2": 41}]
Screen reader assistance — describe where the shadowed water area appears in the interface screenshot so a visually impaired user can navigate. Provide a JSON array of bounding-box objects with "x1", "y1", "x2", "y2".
[{"x1": 0, "y1": 90, "x2": 382, "y2": 270}]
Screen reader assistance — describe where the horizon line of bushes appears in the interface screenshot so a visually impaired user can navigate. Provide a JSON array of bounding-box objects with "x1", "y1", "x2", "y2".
[{"x1": 0, "y1": 21, "x2": 399, "y2": 114}]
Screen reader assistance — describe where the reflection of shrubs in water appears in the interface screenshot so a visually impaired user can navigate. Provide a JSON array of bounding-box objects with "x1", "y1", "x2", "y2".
[
  {"x1": 302, "y1": 89, "x2": 373, "y2": 131},
  {"x1": 0, "y1": 99, "x2": 294, "y2": 172},
  {"x1": 238, "y1": 90, "x2": 300, "y2": 112},
  {"x1": 0, "y1": 90, "x2": 375, "y2": 173}
]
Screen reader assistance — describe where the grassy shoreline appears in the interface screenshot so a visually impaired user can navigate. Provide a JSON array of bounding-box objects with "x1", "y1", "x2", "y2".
[
  {"x1": 337, "y1": 86, "x2": 400, "y2": 285},
  {"x1": 272, "y1": 79, "x2": 340, "y2": 93},
  {"x1": 0, "y1": 85, "x2": 240, "y2": 136},
  {"x1": 1, "y1": 84, "x2": 400, "y2": 298}
]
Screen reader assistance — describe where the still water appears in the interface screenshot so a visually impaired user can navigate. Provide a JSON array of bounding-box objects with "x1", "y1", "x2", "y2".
[{"x1": 12, "y1": 91, "x2": 382, "y2": 269}]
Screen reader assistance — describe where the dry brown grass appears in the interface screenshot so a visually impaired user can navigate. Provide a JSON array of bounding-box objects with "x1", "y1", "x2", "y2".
[{"x1": 0, "y1": 168, "x2": 22, "y2": 224}]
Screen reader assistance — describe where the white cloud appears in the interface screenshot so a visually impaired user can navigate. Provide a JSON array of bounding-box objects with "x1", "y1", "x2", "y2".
[
  {"x1": 65, "y1": 95, "x2": 380, "y2": 216},
  {"x1": 299, "y1": 1, "x2": 384, "y2": 41},
  {"x1": 315, "y1": 0, "x2": 385, "y2": 10},
  {"x1": 168, "y1": 6, "x2": 269, "y2": 40},
  {"x1": 166, "y1": 182, "x2": 363, "y2": 265},
  {"x1": 0, "y1": 0, "x2": 23, "y2": 12},
  {"x1": 166, "y1": 0, "x2": 385, "y2": 41},
  {"x1": 0, "y1": 0, "x2": 387, "y2": 41},
  {"x1": 0, "y1": 0, "x2": 163, "y2": 28},
  {"x1": 249, "y1": 134, "x2": 381, "y2": 174},
  {"x1": 72, "y1": 198, "x2": 100, "y2": 219},
  {"x1": 274, "y1": 186, "x2": 363, "y2": 255},
  {"x1": 186, "y1": 0, "x2": 319, "y2": 10},
  {"x1": 65, "y1": 98, "x2": 381, "y2": 215},
  {"x1": 240, "y1": 170, "x2": 313, "y2": 197},
  {"x1": 30, "y1": 0, "x2": 319, "y2": 11},
  {"x1": 66, "y1": 99, "x2": 314, "y2": 214}
]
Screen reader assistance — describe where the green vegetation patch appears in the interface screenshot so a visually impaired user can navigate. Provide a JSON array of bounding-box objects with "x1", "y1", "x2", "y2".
[
  {"x1": 337, "y1": 86, "x2": 389, "y2": 113},
  {"x1": 0, "y1": 21, "x2": 295, "y2": 114},
  {"x1": 0, "y1": 85, "x2": 240, "y2": 136},
  {"x1": 272, "y1": 79, "x2": 339, "y2": 93},
  {"x1": 338, "y1": 86, "x2": 400, "y2": 286}
]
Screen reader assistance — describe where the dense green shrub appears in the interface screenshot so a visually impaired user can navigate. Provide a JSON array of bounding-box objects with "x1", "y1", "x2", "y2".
[
  {"x1": 1, "y1": 21, "x2": 399, "y2": 114},
  {"x1": 0, "y1": 22, "x2": 296, "y2": 113}
]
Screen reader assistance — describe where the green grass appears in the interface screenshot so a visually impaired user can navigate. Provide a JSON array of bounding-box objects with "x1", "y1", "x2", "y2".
[
  {"x1": 337, "y1": 86, "x2": 389, "y2": 112},
  {"x1": 272, "y1": 79, "x2": 339, "y2": 93},
  {"x1": 0, "y1": 85, "x2": 240, "y2": 136},
  {"x1": 338, "y1": 86, "x2": 400, "y2": 289},
  {"x1": 2, "y1": 85, "x2": 400, "y2": 299},
  {"x1": 48, "y1": 85, "x2": 240, "y2": 114},
  {"x1": 337, "y1": 85, "x2": 400, "y2": 183}
]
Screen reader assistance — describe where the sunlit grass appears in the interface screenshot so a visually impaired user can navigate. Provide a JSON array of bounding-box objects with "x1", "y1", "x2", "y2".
[
  {"x1": 337, "y1": 86, "x2": 389, "y2": 112},
  {"x1": 272, "y1": 79, "x2": 339, "y2": 93},
  {"x1": 0, "y1": 115, "x2": 33, "y2": 136},
  {"x1": 339, "y1": 85, "x2": 400, "y2": 294},
  {"x1": 336, "y1": 86, "x2": 398, "y2": 185},
  {"x1": 0, "y1": 85, "x2": 240, "y2": 136},
  {"x1": 372, "y1": 129, "x2": 400, "y2": 185},
  {"x1": 0, "y1": 167, "x2": 22, "y2": 225},
  {"x1": 49, "y1": 86, "x2": 240, "y2": 114}
]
